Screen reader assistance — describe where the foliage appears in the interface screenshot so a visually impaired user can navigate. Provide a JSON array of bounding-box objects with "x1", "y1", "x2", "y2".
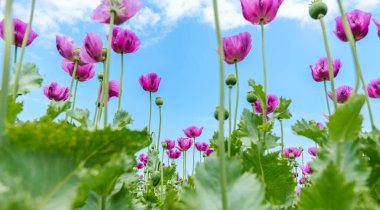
[
  {"x1": 292, "y1": 119, "x2": 328, "y2": 145},
  {"x1": 9, "y1": 63, "x2": 43, "y2": 96}
]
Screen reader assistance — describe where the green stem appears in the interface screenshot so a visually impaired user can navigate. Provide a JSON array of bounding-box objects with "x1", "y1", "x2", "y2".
[
  {"x1": 13, "y1": 46, "x2": 17, "y2": 64},
  {"x1": 357, "y1": 60, "x2": 376, "y2": 130},
  {"x1": 103, "y1": 11, "x2": 115, "y2": 127},
  {"x1": 93, "y1": 81, "x2": 102, "y2": 124},
  {"x1": 212, "y1": 0, "x2": 228, "y2": 209},
  {"x1": 233, "y1": 62, "x2": 239, "y2": 131},
  {"x1": 324, "y1": 80, "x2": 332, "y2": 116},
  {"x1": 93, "y1": 104, "x2": 98, "y2": 124},
  {"x1": 148, "y1": 91, "x2": 152, "y2": 133},
  {"x1": 192, "y1": 137, "x2": 196, "y2": 176},
  {"x1": 183, "y1": 151, "x2": 185, "y2": 180},
  {"x1": 336, "y1": 0, "x2": 361, "y2": 94},
  {"x1": 320, "y1": 17, "x2": 338, "y2": 109},
  {"x1": 0, "y1": 0, "x2": 13, "y2": 143},
  {"x1": 65, "y1": 61, "x2": 78, "y2": 121},
  {"x1": 260, "y1": 23, "x2": 268, "y2": 125},
  {"x1": 12, "y1": 0, "x2": 35, "y2": 99},
  {"x1": 100, "y1": 196, "x2": 106, "y2": 210},
  {"x1": 157, "y1": 106, "x2": 162, "y2": 149},
  {"x1": 71, "y1": 80, "x2": 79, "y2": 113},
  {"x1": 117, "y1": 53, "x2": 124, "y2": 112},
  {"x1": 160, "y1": 146, "x2": 164, "y2": 201},
  {"x1": 96, "y1": 105, "x2": 103, "y2": 129},
  {"x1": 228, "y1": 86, "x2": 232, "y2": 157},
  {"x1": 280, "y1": 119, "x2": 284, "y2": 155},
  {"x1": 199, "y1": 151, "x2": 202, "y2": 164}
]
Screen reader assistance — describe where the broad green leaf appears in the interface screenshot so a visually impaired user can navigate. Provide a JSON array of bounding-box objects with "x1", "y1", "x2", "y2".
[
  {"x1": 272, "y1": 97, "x2": 292, "y2": 120},
  {"x1": 67, "y1": 108, "x2": 90, "y2": 125},
  {"x1": 5, "y1": 96, "x2": 23, "y2": 125},
  {"x1": 112, "y1": 110, "x2": 133, "y2": 130},
  {"x1": 298, "y1": 163, "x2": 357, "y2": 210},
  {"x1": 0, "y1": 121, "x2": 150, "y2": 210},
  {"x1": 9, "y1": 63, "x2": 43, "y2": 96},
  {"x1": 179, "y1": 156, "x2": 269, "y2": 210},
  {"x1": 328, "y1": 95, "x2": 365, "y2": 143},
  {"x1": 40, "y1": 101, "x2": 71, "y2": 122},
  {"x1": 242, "y1": 144, "x2": 296, "y2": 207},
  {"x1": 292, "y1": 119, "x2": 328, "y2": 145}
]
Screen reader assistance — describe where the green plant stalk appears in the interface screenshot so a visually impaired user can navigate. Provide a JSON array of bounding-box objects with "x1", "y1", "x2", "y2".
[
  {"x1": 212, "y1": 0, "x2": 228, "y2": 209},
  {"x1": 320, "y1": 17, "x2": 338, "y2": 109},
  {"x1": 117, "y1": 53, "x2": 124, "y2": 112},
  {"x1": 160, "y1": 146, "x2": 164, "y2": 201},
  {"x1": 0, "y1": 0, "x2": 13, "y2": 143},
  {"x1": 323, "y1": 80, "x2": 332, "y2": 116},
  {"x1": 99, "y1": 196, "x2": 106, "y2": 210},
  {"x1": 12, "y1": 0, "x2": 35, "y2": 99},
  {"x1": 103, "y1": 11, "x2": 115, "y2": 127},
  {"x1": 148, "y1": 91, "x2": 152, "y2": 133},
  {"x1": 157, "y1": 106, "x2": 162, "y2": 149},
  {"x1": 228, "y1": 86, "x2": 232, "y2": 157},
  {"x1": 280, "y1": 119, "x2": 284, "y2": 155},
  {"x1": 71, "y1": 80, "x2": 79, "y2": 113},
  {"x1": 65, "y1": 61, "x2": 78, "y2": 121},
  {"x1": 183, "y1": 151, "x2": 185, "y2": 180},
  {"x1": 14, "y1": 46, "x2": 17, "y2": 64},
  {"x1": 96, "y1": 106, "x2": 103, "y2": 129},
  {"x1": 93, "y1": 81, "x2": 102, "y2": 124},
  {"x1": 260, "y1": 23, "x2": 268, "y2": 124},
  {"x1": 192, "y1": 137, "x2": 196, "y2": 176},
  {"x1": 233, "y1": 62, "x2": 239, "y2": 131},
  {"x1": 199, "y1": 151, "x2": 202, "y2": 163}
]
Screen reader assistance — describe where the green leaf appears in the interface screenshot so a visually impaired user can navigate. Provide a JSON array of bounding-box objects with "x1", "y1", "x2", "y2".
[
  {"x1": 40, "y1": 101, "x2": 71, "y2": 122},
  {"x1": 112, "y1": 110, "x2": 133, "y2": 130},
  {"x1": 0, "y1": 121, "x2": 150, "y2": 209},
  {"x1": 242, "y1": 144, "x2": 296, "y2": 206},
  {"x1": 328, "y1": 95, "x2": 365, "y2": 143},
  {"x1": 10, "y1": 63, "x2": 43, "y2": 96},
  {"x1": 272, "y1": 97, "x2": 292, "y2": 120},
  {"x1": 298, "y1": 163, "x2": 358, "y2": 210},
  {"x1": 5, "y1": 96, "x2": 23, "y2": 125},
  {"x1": 67, "y1": 108, "x2": 90, "y2": 125},
  {"x1": 292, "y1": 119, "x2": 328, "y2": 145},
  {"x1": 179, "y1": 156, "x2": 269, "y2": 210}
]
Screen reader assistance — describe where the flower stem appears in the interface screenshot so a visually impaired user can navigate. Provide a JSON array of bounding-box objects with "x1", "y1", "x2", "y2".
[
  {"x1": 0, "y1": 0, "x2": 13, "y2": 143},
  {"x1": 182, "y1": 151, "x2": 185, "y2": 180},
  {"x1": 319, "y1": 17, "x2": 338, "y2": 109},
  {"x1": 65, "y1": 61, "x2": 78, "y2": 121},
  {"x1": 192, "y1": 137, "x2": 196, "y2": 176},
  {"x1": 71, "y1": 80, "x2": 79, "y2": 113},
  {"x1": 93, "y1": 80, "x2": 102, "y2": 124},
  {"x1": 117, "y1": 53, "x2": 124, "y2": 112},
  {"x1": 148, "y1": 91, "x2": 152, "y2": 133},
  {"x1": 160, "y1": 145, "x2": 165, "y2": 201},
  {"x1": 260, "y1": 23, "x2": 268, "y2": 124},
  {"x1": 233, "y1": 62, "x2": 239, "y2": 131},
  {"x1": 157, "y1": 106, "x2": 162, "y2": 150},
  {"x1": 212, "y1": 0, "x2": 228, "y2": 209},
  {"x1": 228, "y1": 86, "x2": 232, "y2": 157},
  {"x1": 103, "y1": 11, "x2": 115, "y2": 127},
  {"x1": 323, "y1": 80, "x2": 332, "y2": 116},
  {"x1": 280, "y1": 119, "x2": 284, "y2": 155},
  {"x1": 14, "y1": 46, "x2": 17, "y2": 64},
  {"x1": 12, "y1": 0, "x2": 35, "y2": 100}
]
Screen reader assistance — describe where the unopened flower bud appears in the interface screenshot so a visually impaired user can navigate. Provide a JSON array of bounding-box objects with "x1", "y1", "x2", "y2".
[
  {"x1": 289, "y1": 153, "x2": 295, "y2": 159},
  {"x1": 162, "y1": 142, "x2": 167, "y2": 149},
  {"x1": 102, "y1": 48, "x2": 108, "y2": 59},
  {"x1": 214, "y1": 106, "x2": 229, "y2": 121},
  {"x1": 155, "y1": 96, "x2": 163, "y2": 106},
  {"x1": 225, "y1": 74, "x2": 237, "y2": 87},
  {"x1": 309, "y1": 0, "x2": 328, "y2": 20},
  {"x1": 98, "y1": 71, "x2": 104, "y2": 81},
  {"x1": 246, "y1": 91, "x2": 257, "y2": 103}
]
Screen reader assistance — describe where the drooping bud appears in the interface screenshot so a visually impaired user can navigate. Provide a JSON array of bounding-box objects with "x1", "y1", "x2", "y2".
[
  {"x1": 214, "y1": 106, "x2": 229, "y2": 121},
  {"x1": 309, "y1": 0, "x2": 328, "y2": 20},
  {"x1": 152, "y1": 171, "x2": 161, "y2": 186},
  {"x1": 225, "y1": 74, "x2": 237, "y2": 87},
  {"x1": 246, "y1": 91, "x2": 257, "y2": 103},
  {"x1": 155, "y1": 96, "x2": 163, "y2": 106}
]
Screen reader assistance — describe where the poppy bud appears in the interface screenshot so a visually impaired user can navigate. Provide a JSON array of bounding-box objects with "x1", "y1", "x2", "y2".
[
  {"x1": 155, "y1": 96, "x2": 163, "y2": 106},
  {"x1": 98, "y1": 71, "x2": 104, "y2": 81},
  {"x1": 246, "y1": 91, "x2": 257, "y2": 103},
  {"x1": 214, "y1": 106, "x2": 229, "y2": 121},
  {"x1": 309, "y1": 0, "x2": 328, "y2": 20},
  {"x1": 225, "y1": 74, "x2": 237, "y2": 87}
]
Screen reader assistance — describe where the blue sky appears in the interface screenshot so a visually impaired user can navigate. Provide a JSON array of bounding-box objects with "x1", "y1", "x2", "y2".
[{"x1": 1, "y1": 0, "x2": 380, "y2": 169}]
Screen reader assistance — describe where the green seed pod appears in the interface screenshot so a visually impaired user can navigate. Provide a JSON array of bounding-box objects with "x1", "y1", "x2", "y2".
[
  {"x1": 309, "y1": 0, "x2": 328, "y2": 20},
  {"x1": 214, "y1": 106, "x2": 229, "y2": 121},
  {"x1": 97, "y1": 71, "x2": 104, "y2": 81},
  {"x1": 246, "y1": 91, "x2": 257, "y2": 103},
  {"x1": 225, "y1": 74, "x2": 237, "y2": 87},
  {"x1": 152, "y1": 171, "x2": 161, "y2": 186},
  {"x1": 155, "y1": 96, "x2": 163, "y2": 106}
]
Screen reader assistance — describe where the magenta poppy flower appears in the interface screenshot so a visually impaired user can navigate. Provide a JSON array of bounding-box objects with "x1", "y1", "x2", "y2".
[
  {"x1": 373, "y1": 19, "x2": 380, "y2": 37},
  {"x1": 299, "y1": 177, "x2": 308, "y2": 185},
  {"x1": 43, "y1": 81, "x2": 69, "y2": 102},
  {"x1": 137, "y1": 174, "x2": 144, "y2": 179},
  {"x1": 92, "y1": 0, "x2": 142, "y2": 25},
  {"x1": 294, "y1": 172, "x2": 299, "y2": 178},
  {"x1": 367, "y1": 78, "x2": 380, "y2": 98},
  {"x1": 308, "y1": 146, "x2": 317, "y2": 157},
  {"x1": 254, "y1": 94, "x2": 279, "y2": 115},
  {"x1": 99, "y1": 80, "x2": 120, "y2": 101},
  {"x1": 80, "y1": 33, "x2": 105, "y2": 64},
  {"x1": 334, "y1": 9, "x2": 371, "y2": 42},
  {"x1": 221, "y1": 32, "x2": 252, "y2": 64},
  {"x1": 0, "y1": 18, "x2": 38, "y2": 47},
  {"x1": 136, "y1": 162, "x2": 144, "y2": 169},
  {"x1": 162, "y1": 139, "x2": 175, "y2": 150},
  {"x1": 138, "y1": 153, "x2": 148, "y2": 164},
  {"x1": 240, "y1": 0, "x2": 284, "y2": 25},
  {"x1": 183, "y1": 126, "x2": 203, "y2": 138},
  {"x1": 316, "y1": 122, "x2": 325, "y2": 130},
  {"x1": 195, "y1": 142, "x2": 209, "y2": 152},
  {"x1": 205, "y1": 148, "x2": 215, "y2": 157},
  {"x1": 300, "y1": 162, "x2": 312, "y2": 175},
  {"x1": 139, "y1": 73, "x2": 161, "y2": 92},
  {"x1": 61, "y1": 59, "x2": 95, "y2": 82},
  {"x1": 56, "y1": 35, "x2": 79, "y2": 62},
  {"x1": 328, "y1": 85, "x2": 353, "y2": 104},
  {"x1": 309, "y1": 57, "x2": 342, "y2": 82},
  {"x1": 111, "y1": 27, "x2": 140, "y2": 54},
  {"x1": 166, "y1": 149, "x2": 182, "y2": 159},
  {"x1": 284, "y1": 147, "x2": 302, "y2": 159},
  {"x1": 177, "y1": 138, "x2": 193, "y2": 152}
]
